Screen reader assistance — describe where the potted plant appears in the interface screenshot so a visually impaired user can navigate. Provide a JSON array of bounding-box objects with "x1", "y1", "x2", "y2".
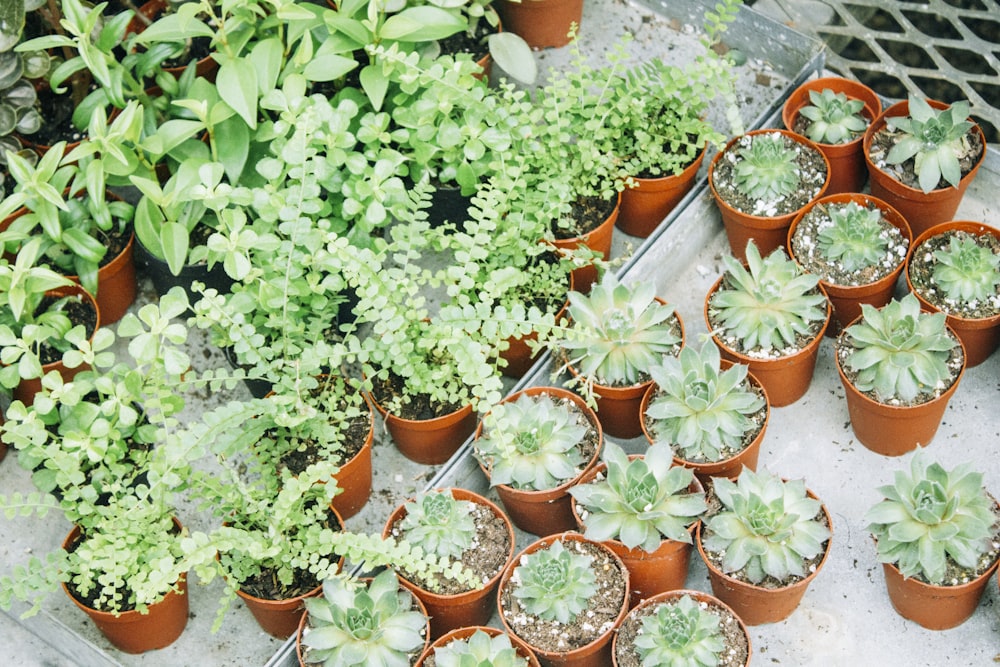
[
  {"x1": 611, "y1": 589, "x2": 751, "y2": 667},
  {"x1": 864, "y1": 453, "x2": 999, "y2": 629},
  {"x1": 473, "y1": 386, "x2": 601, "y2": 536},
  {"x1": 708, "y1": 129, "x2": 831, "y2": 262},
  {"x1": 496, "y1": 532, "x2": 630, "y2": 667},
  {"x1": 833, "y1": 293, "x2": 965, "y2": 456},
  {"x1": 904, "y1": 220, "x2": 1000, "y2": 367},
  {"x1": 495, "y1": 0, "x2": 584, "y2": 49},
  {"x1": 704, "y1": 240, "x2": 831, "y2": 407},
  {"x1": 640, "y1": 341, "x2": 769, "y2": 483},
  {"x1": 787, "y1": 192, "x2": 911, "y2": 333},
  {"x1": 863, "y1": 94, "x2": 987, "y2": 236},
  {"x1": 0, "y1": 0, "x2": 47, "y2": 191},
  {"x1": 555, "y1": 272, "x2": 684, "y2": 438},
  {"x1": 415, "y1": 626, "x2": 540, "y2": 667},
  {"x1": 569, "y1": 441, "x2": 707, "y2": 607},
  {"x1": 695, "y1": 467, "x2": 833, "y2": 625}
]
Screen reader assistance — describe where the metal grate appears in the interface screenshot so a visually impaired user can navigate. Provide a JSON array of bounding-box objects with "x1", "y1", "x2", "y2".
[{"x1": 749, "y1": 0, "x2": 1000, "y2": 145}]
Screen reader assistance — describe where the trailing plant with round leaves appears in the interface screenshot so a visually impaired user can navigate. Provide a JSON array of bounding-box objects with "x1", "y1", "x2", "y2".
[
  {"x1": 930, "y1": 233, "x2": 1000, "y2": 303},
  {"x1": 645, "y1": 342, "x2": 765, "y2": 462},
  {"x1": 570, "y1": 441, "x2": 706, "y2": 552},
  {"x1": 397, "y1": 490, "x2": 477, "y2": 561},
  {"x1": 702, "y1": 468, "x2": 831, "y2": 585},
  {"x1": 632, "y1": 594, "x2": 726, "y2": 667},
  {"x1": 865, "y1": 452, "x2": 997, "y2": 585},
  {"x1": 839, "y1": 293, "x2": 958, "y2": 403},
  {"x1": 731, "y1": 131, "x2": 801, "y2": 201},
  {"x1": 431, "y1": 629, "x2": 530, "y2": 667},
  {"x1": 798, "y1": 88, "x2": 868, "y2": 145},
  {"x1": 816, "y1": 201, "x2": 892, "y2": 273},
  {"x1": 884, "y1": 95, "x2": 975, "y2": 194},
  {"x1": 511, "y1": 539, "x2": 597, "y2": 624}
]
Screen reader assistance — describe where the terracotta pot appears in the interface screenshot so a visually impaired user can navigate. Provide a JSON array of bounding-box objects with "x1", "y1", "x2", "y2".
[
  {"x1": 834, "y1": 320, "x2": 966, "y2": 456},
  {"x1": 905, "y1": 220, "x2": 1000, "y2": 367},
  {"x1": 497, "y1": 532, "x2": 630, "y2": 667},
  {"x1": 863, "y1": 98, "x2": 987, "y2": 237},
  {"x1": 499, "y1": 289, "x2": 571, "y2": 379},
  {"x1": 328, "y1": 401, "x2": 374, "y2": 520},
  {"x1": 371, "y1": 397, "x2": 476, "y2": 465},
  {"x1": 617, "y1": 149, "x2": 706, "y2": 238},
  {"x1": 708, "y1": 129, "x2": 831, "y2": 263},
  {"x1": 415, "y1": 625, "x2": 541, "y2": 667},
  {"x1": 781, "y1": 76, "x2": 882, "y2": 194},
  {"x1": 67, "y1": 229, "x2": 137, "y2": 326},
  {"x1": 880, "y1": 554, "x2": 1000, "y2": 630},
  {"x1": 549, "y1": 192, "x2": 620, "y2": 294},
  {"x1": 495, "y1": 0, "x2": 584, "y2": 49},
  {"x1": 61, "y1": 520, "x2": 188, "y2": 654},
  {"x1": 611, "y1": 589, "x2": 752, "y2": 667},
  {"x1": 639, "y1": 360, "x2": 770, "y2": 484},
  {"x1": 571, "y1": 460, "x2": 704, "y2": 608},
  {"x1": 705, "y1": 275, "x2": 831, "y2": 407},
  {"x1": 787, "y1": 192, "x2": 912, "y2": 335},
  {"x1": 475, "y1": 386, "x2": 602, "y2": 537},
  {"x1": 696, "y1": 489, "x2": 832, "y2": 625},
  {"x1": 383, "y1": 488, "x2": 516, "y2": 640}
]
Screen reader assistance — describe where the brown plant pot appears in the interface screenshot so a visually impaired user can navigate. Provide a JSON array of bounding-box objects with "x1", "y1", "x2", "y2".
[
  {"x1": 696, "y1": 489, "x2": 833, "y2": 625},
  {"x1": 500, "y1": 290, "x2": 571, "y2": 379},
  {"x1": 549, "y1": 193, "x2": 620, "y2": 294},
  {"x1": 781, "y1": 76, "x2": 882, "y2": 195},
  {"x1": 383, "y1": 488, "x2": 516, "y2": 640},
  {"x1": 787, "y1": 192, "x2": 912, "y2": 335},
  {"x1": 708, "y1": 129, "x2": 831, "y2": 263},
  {"x1": 879, "y1": 554, "x2": 1000, "y2": 630},
  {"x1": 704, "y1": 275, "x2": 831, "y2": 407},
  {"x1": 329, "y1": 402, "x2": 374, "y2": 520},
  {"x1": 617, "y1": 149, "x2": 706, "y2": 238},
  {"x1": 475, "y1": 386, "x2": 602, "y2": 537},
  {"x1": 415, "y1": 625, "x2": 542, "y2": 667},
  {"x1": 495, "y1": 0, "x2": 584, "y2": 49},
  {"x1": 497, "y1": 532, "x2": 630, "y2": 667},
  {"x1": 66, "y1": 230, "x2": 137, "y2": 326},
  {"x1": 905, "y1": 220, "x2": 1000, "y2": 367},
  {"x1": 371, "y1": 397, "x2": 476, "y2": 465},
  {"x1": 639, "y1": 360, "x2": 770, "y2": 484},
  {"x1": 863, "y1": 99, "x2": 987, "y2": 238}
]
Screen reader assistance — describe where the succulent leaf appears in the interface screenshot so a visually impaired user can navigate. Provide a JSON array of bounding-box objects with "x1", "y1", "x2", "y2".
[
  {"x1": 884, "y1": 95, "x2": 975, "y2": 193},
  {"x1": 930, "y1": 232, "x2": 1000, "y2": 304},
  {"x1": 397, "y1": 490, "x2": 476, "y2": 560},
  {"x1": 511, "y1": 539, "x2": 597, "y2": 624},
  {"x1": 799, "y1": 88, "x2": 868, "y2": 145},
  {"x1": 632, "y1": 594, "x2": 726, "y2": 667},
  {"x1": 731, "y1": 131, "x2": 801, "y2": 201}
]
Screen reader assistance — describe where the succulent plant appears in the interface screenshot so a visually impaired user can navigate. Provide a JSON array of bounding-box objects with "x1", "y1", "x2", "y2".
[
  {"x1": 645, "y1": 342, "x2": 766, "y2": 462},
  {"x1": 397, "y1": 490, "x2": 476, "y2": 561},
  {"x1": 799, "y1": 88, "x2": 868, "y2": 145},
  {"x1": 570, "y1": 441, "x2": 706, "y2": 552},
  {"x1": 474, "y1": 391, "x2": 589, "y2": 491},
  {"x1": 839, "y1": 293, "x2": 958, "y2": 403},
  {"x1": 561, "y1": 273, "x2": 682, "y2": 386},
  {"x1": 731, "y1": 132, "x2": 801, "y2": 201},
  {"x1": 701, "y1": 468, "x2": 831, "y2": 585},
  {"x1": 865, "y1": 452, "x2": 997, "y2": 585},
  {"x1": 431, "y1": 629, "x2": 529, "y2": 667},
  {"x1": 631, "y1": 594, "x2": 726, "y2": 667},
  {"x1": 885, "y1": 95, "x2": 976, "y2": 194},
  {"x1": 0, "y1": 0, "x2": 47, "y2": 188},
  {"x1": 300, "y1": 570, "x2": 427, "y2": 667},
  {"x1": 815, "y1": 201, "x2": 892, "y2": 273},
  {"x1": 511, "y1": 539, "x2": 598, "y2": 624},
  {"x1": 709, "y1": 241, "x2": 828, "y2": 353},
  {"x1": 931, "y1": 233, "x2": 1000, "y2": 304}
]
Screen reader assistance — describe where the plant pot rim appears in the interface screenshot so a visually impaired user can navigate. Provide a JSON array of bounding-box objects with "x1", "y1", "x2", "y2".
[{"x1": 781, "y1": 76, "x2": 882, "y2": 148}]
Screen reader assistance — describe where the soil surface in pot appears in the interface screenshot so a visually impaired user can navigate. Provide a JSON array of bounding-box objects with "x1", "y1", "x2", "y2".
[
  {"x1": 907, "y1": 229, "x2": 1000, "y2": 319},
  {"x1": 35, "y1": 294, "x2": 98, "y2": 365},
  {"x1": 26, "y1": 86, "x2": 90, "y2": 148},
  {"x1": 438, "y1": 21, "x2": 493, "y2": 63},
  {"x1": 371, "y1": 372, "x2": 465, "y2": 421},
  {"x1": 552, "y1": 194, "x2": 618, "y2": 240},
  {"x1": 898, "y1": 508, "x2": 1000, "y2": 586},
  {"x1": 867, "y1": 124, "x2": 984, "y2": 192},
  {"x1": 275, "y1": 390, "x2": 370, "y2": 477}
]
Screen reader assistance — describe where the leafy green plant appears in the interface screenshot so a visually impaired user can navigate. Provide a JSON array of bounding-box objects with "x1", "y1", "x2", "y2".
[
  {"x1": 815, "y1": 201, "x2": 892, "y2": 273},
  {"x1": 430, "y1": 629, "x2": 529, "y2": 667},
  {"x1": 798, "y1": 88, "x2": 868, "y2": 144},
  {"x1": 569, "y1": 441, "x2": 706, "y2": 552},
  {"x1": 931, "y1": 233, "x2": 1000, "y2": 303},
  {"x1": 0, "y1": 0, "x2": 47, "y2": 191},
  {"x1": 645, "y1": 342, "x2": 765, "y2": 462},
  {"x1": 511, "y1": 539, "x2": 597, "y2": 624},
  {"x1": 865, "y1": 452, "x2": 997, "y2": 584},
  {"x1": 838, "y1": 293, "x2": 958, "y2": 403},
  {"x1": 701, "y1": 468, "x2": 831, "y2": 584},
  {"x1": 0, "y1": 237, "x2": 76, "y2": 344},
  {"x1": 397, "y1": 490, "x2": 476, "y2": 560},
  {"x1": 731, "y1": 132, "x2": 801, "y2": 201},
  {"x1": 632, "y1": 594, "x2": 726, "y2": 667},
  {"x1": 885, "y1": 95, "x2": 976, "y2": 193}
]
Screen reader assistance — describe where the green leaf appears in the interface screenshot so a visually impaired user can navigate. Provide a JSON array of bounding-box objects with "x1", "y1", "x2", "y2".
[
  {"x1": 380, "y1": 7, "x2": 464, "y2": 41},
  {"x1": 216, "y1": 57, "x2": 259, "y2": 129},
  {"x1": 359, "y1": 64, "x2": 388, "y2": 111},
  {"x1": 214, "y1": 115, "x2": 249, "y2": 183},
  {"x1": 161, "y1": 221, "x2": 190, "y2": 276},
  {"x1": 488, "y1": 32, "x2": 537, "y2": 85}
]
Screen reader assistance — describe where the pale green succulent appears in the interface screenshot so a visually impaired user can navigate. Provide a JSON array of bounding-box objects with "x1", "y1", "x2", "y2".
[
  {"x1": 569, "y1": 441, "x2": 707, "y2": 553},
  {"x1": 474, "y1": 391, "x2": 589, "y2": 491},
  {"x1": 702, "y1": 468, "x2": 831, "y2": 585},
  {"x1": 799, "y1": 88, "x2": 868, "y2": 145},
  {"x1": 731, "y1": 132, "x2": 801, "y2": 201},
  {"x1": 816, "y1": 201, "x2": 892, "y2": 273},
  {"x1": 645, "y1": 342, "x2": 766, "y2": 462},
  {"x1": 931, "y1": 233, "x2": 1000, "y2": 303},
  {"x1": 397, "y1": 490, "x2": 476, "y2": 561},
  {"x1": 431, "y1": 629, "x2": 529, "y2": 667},
  {"x1": 511, "y1": 539, "x2": 598, "y2": 624},
  {"x1": 709, "y1": 241, "x2": 828, "y2": 353},
  {"x1": 885, "y1": 95, "x2": 975, "y2": 193},
  {"x1": 631, "y1": 594, "x2": 726, "y2": 667},
  {"x1": 865, "y1": 452, "x2": 996, "y2": 585},
  {"x1": 301, "y1": 570, "x2": 426, "y2": 667},
  {"x1": 562, "y1": 273, "x2": 682, "y2": 386},
  {"x1": 840, "y1": 293, "x2": 958, "y2": 403}
]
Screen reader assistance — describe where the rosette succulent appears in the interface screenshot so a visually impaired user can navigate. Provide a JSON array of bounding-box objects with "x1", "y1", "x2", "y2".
[
  {"x1": 816, "y1": 201, "x2": 892, "y2": 273},
  {"x1": 645, "y1": 342, "x2": 765, "y2": 462},
  {"x1": 561, "y1": 273, "x2": 682, "y2": 386},
  {"x1": 474, "y1": 391, "x2": 589, "y2": 491},
  {"x1": 885, "y1": 95, "x2": 976, "y2": 193},
  {"x1": 709, "y1": 241, "x2": 828, "y2": 353},
  {"x1": 300, "y1": 570, "x2": 427, "y2": 667},
  {"x1": 701, "y1": 468, "x2": 831, "y2": 584},
  {"x1": 839, "y1": 293, "x2": 958, "y2": 403},
  {"x1": 632, "y1": 594, "x2": 726, "y2": 667},
  {"x1": 865, "y1": 453, "x2": 997, "y2": 585},
  {"x1": 731, "y1": 132, "x2": 801, "y2": 201},
  {"x1": 431, "y1": 630, "x2": 529, "y2": 667},
  {"x1": 570, "y1": 441, "x2": 706, "y2": 552},
  {"x1": 799, "y1": 88, "x2": 868, "y2": 144},
  {"x1": 511, "y1": 539, "x2": 597, "y2": 624},
  {"x1": 397, "y1": 490, "x2": 476, "y2": 560},
  {"x1": 931, "y1": 233, "x2": 1000, "y2": 303}
]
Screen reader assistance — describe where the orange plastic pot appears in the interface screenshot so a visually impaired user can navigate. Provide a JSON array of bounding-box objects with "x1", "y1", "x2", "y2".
[
  {"x1": 66, "y1": 230, "x2": 137, "y2": 326},
  {"x1": 549, "y1": 192, "x2": 620, "y2": 294},
  {"x1": 328, "y1": 409, "x2": 374, "y2": 520},
  {"x1": 371, "y1": 397, "x2": 476, "y2": 465},
  {"x1": 617, "y1": 149, "x2": 705, "y2": 238},
  {"x1": 495, "y1": 0, "x2": 584, "y2": 49},
  {"x1": 499, "y1": 288, "x2": 571, "y2": 379},
  {"x1": 416, "y1": 625, "x2": 541, "y2": 667}
]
